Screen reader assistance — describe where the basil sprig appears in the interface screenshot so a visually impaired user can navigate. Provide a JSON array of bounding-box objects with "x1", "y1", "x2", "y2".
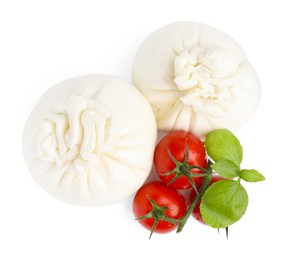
[{"x1": 201, "y1": 129, "x2": 265, "y2": 228}]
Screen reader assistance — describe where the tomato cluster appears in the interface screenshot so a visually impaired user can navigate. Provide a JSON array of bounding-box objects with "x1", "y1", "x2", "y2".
[{"x1": 132, "y1": 131, "x2": 222, "y2": 237}]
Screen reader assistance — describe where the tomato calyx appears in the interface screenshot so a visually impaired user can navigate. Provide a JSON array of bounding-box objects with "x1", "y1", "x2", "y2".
[
  {"x1": 161, "y1": 142, "x2": 208, "y2": 194},
  {"x1": 135, "y1": 196, "x2": 180, "y2": 239}
]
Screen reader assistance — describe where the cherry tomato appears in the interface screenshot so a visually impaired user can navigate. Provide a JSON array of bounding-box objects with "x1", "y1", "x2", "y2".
[
  {"x1": 189, "y1": 175, "x2": 226, "y2": 224},
  {"x1": 132, "y1": 181, "x2": 187, "y2": 235},
  {"x1": 154, "y1": 131, "x2": 207, "y2": 190}
]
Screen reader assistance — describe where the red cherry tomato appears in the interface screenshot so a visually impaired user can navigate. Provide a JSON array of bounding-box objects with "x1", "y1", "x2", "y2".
[
  {"x1": 132, "y1": 181, "x2": 187, "y2": 235},
  {"x1": 154, "y1": 131, "x2": 207, "y2": 190},
  {"x1": 189, "y1": 175, "x2": 226, "y2": 224}
]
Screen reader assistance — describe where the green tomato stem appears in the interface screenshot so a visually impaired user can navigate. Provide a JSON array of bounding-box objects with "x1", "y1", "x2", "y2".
[
  {"x1": 176, "y1": 170, "x2": 212, "y2": 233},
  {"x1": 164, "y1": 144, "x2": 209, "y2": 195}
]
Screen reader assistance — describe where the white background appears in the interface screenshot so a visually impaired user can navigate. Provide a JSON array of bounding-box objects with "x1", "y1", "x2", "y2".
[{"x1": 1, "y1": 0, "x2": 290, "y2": 259}]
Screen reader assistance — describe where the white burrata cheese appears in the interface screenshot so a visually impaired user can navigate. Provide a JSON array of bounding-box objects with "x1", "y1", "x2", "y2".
[
  {"x1": 132, "y1": 22, "x2": 261, "y2": 137},
  {"x1": 23, "y1": 75, "x2": 157, "y2": 206}
]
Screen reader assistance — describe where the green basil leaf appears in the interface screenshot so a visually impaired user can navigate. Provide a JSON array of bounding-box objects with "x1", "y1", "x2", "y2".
[
  {"x1": 205, "y1": 129, "x2": 243, "y2": 167},
  {"x1": 240, "y1": 169, "x2": 265, "y2": 182},
  {"x1": 200, "y1": 180, "x2": 248, "y2": 228},
  {"x1": 211, "y1": 160, "x2": 240, "y2": 178}
]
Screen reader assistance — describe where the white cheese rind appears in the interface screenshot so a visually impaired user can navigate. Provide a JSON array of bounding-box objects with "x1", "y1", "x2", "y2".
[
  {"x1": 23, "y1": 75, "x2": 157, "y2": 206},
  {"x1": 132, "y1": 22, "x2": 261, "y2": 137}
]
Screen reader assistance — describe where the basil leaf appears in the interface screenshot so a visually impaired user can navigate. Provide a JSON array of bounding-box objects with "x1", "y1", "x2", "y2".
[
  {"x1": 211, "y1": 160, "x2": 240, "y2": 178},
  {"x1": 200, "y1": 180, "x2": 248, "y2": 228},
  {"x1": 240, "y1": 169, "x2": 265, "y2": 182},
  {"x1": 205, "y1": 129, "x2": 243, "y2": 167}
]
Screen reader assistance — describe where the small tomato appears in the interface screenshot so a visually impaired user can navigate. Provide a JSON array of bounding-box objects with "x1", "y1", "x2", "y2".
[
  {"x1": 132, "y1": 181, "x2": 187, "y2": 237},
  {"x1": 154, "y1": 131, "x2": 207, "y2": 190}
]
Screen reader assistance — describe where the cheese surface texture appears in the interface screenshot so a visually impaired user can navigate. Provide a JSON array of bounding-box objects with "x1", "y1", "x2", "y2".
[
  {"x1": 132, "y1": 22, "x2": 261, "y2": 137},
  {"x1": 23, "y1": 75, "x2": 157, "y2": 206}
]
